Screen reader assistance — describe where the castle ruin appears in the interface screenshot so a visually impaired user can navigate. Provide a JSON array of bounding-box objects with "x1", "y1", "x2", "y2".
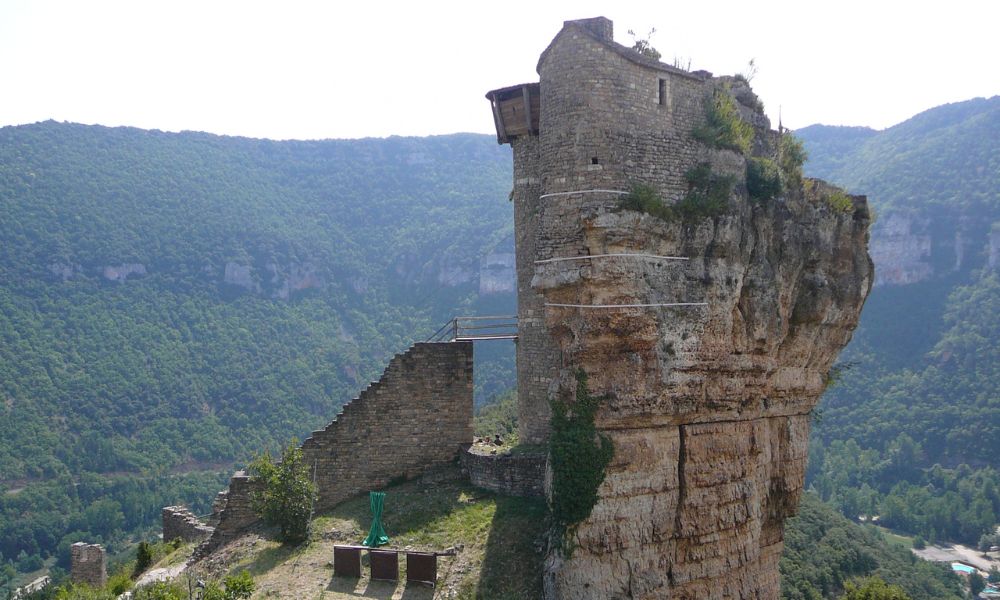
[
  {"x1": 486, "y1": 17, "x2": 872, "y2": 598},
  {"x1": 194, "y1": 16, "x2": 871, "y2": 599}
]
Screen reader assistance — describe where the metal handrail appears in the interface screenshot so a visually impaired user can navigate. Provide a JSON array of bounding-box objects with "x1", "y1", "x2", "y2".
[{"x1": 427, "y1": 315, "x2": 518, "y2": 342}]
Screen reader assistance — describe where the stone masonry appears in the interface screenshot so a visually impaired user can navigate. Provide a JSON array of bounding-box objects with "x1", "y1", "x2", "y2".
[
  {"x1": 462, "y1": 448, "x2": 546, "y2": 498},
  {"x1": 162, "y1": 506, "x2": 214, "y2": 543},
  {"x1": 488, "y1": 16, "x2": 873, "y2": 599},
  {"x1": 70, "y1": 542, "x2": 106, "y2": 587},
  {"x1": 198, "y1": 341, "x2": 473, "y2": 556}
]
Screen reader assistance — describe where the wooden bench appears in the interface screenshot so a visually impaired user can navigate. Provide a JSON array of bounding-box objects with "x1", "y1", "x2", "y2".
[{"x1": 332, "y1": 545, "x2": 451, "y2": 587}]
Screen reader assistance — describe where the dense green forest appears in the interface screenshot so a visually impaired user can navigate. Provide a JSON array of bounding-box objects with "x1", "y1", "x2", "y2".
[
  {"x1": 0, "y1": 122, "x2": 516, "y2": 583},
  {"x1": 780, "y1": 493, "x2": 963, "y2": 600},
  {"x1": 798, "y1": 97, "x2": 1000, "y2": 545},
  {"x1": 2, "y1": 95, "x2": 998, "y2": 593}
]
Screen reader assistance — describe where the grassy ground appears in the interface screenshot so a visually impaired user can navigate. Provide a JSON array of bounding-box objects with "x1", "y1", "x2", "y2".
[
  {"x1": 193, "y1": 466, "x2": 547, "y2": 599},
  {"x1": 872, "y1": 525, "x2": 914, "y2": 551}
]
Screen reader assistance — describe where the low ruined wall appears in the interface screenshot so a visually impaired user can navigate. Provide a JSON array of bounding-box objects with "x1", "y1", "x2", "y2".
[
  {"x1": 198, "y1": 341, "x2": 473, "y2": 557},
  {"x1": 70, "y1": 543, "x2": 106, "y2": 587},
  {"x1": 194, "y1": 473, "x2": 263, "y2": 559},
  {"x1": 162, "y1": 506, "x2": 214, "y2": 543},
  {"x1": 463, "y1": 449, "x2": 546, "y2": 497},
  {"x1": 303, "y1": 341, "x2": 474, "y2": 510}
]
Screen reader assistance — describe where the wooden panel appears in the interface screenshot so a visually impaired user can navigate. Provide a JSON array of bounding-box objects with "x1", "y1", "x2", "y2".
[
  {"x1": 333, "y1": 546, "x2": 361, "y2": 578},
  {"x1": 406, "y1": 552, "x2": 437, "y2": 586},
  {"x1": 499, "y1": 97, "x2": 530, "y2": 137},
  {"x1": 369, "y1": 550, "x2": 398, "y2": 581}
]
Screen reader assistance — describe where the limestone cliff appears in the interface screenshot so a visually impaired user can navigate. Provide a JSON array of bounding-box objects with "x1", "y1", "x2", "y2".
[
  {"x1": 535, "y1": 159, "x2": 872, "y2": 598},
  {"x1": 487, "y1": 16, "x2": 873, "y2": 599}
]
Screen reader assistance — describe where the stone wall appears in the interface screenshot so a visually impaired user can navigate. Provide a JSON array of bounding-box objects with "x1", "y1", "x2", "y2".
[
  {"x1": 462, "y1": 449, "x2": 546, "y2": 497},
  {"x1": 70, "y1": 543, "x2": 106, "y2": 587},
  {"x1": 162, "y1": 506, "x2": 214, "y2": 543},
  {"x1": 198, "y1": 341, "x2": 473, "y2": 556},
  {"x1": 512, "y1": 136, "x2": 558, "y2": 445}
]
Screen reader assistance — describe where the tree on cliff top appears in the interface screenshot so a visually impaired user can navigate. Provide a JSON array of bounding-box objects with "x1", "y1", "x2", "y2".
[{"x1": 247, "y1": 441, "x2": 317, "y2": 544}]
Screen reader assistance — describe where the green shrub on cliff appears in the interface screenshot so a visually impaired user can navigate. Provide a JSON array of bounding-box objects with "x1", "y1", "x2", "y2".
[
  {"x1": 678, "y1": 163, "x2": 734, "y2": 219},
  {"x1": 747, "y1": 156, "x2": 784, "y2": 201},
  {"x1": 692, "y1": 87, "x2": 753, "y2": 154},
  {"x1": 780, "y1": 132, "x2": 808, "y2": 187},
  {"x1": 621, "y1": 183, "x2": 672, "y2": 221},
  {"x1": 622, "y1": 167, "x2": 732, "y2": 224}
]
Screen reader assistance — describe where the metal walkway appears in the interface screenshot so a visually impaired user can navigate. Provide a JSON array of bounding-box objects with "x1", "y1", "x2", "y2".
[{"x1": 427, "y1": 315, "x2": 518, "y2": 342}]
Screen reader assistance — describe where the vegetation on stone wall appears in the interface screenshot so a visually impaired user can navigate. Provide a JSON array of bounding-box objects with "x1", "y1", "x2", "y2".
[
  {"x1": 780, "y1": 132, "x2": 808, "y2": 186},
  {"x1": 247, "y1": 441, "x2": 317, "y2": 544},
  {"x1": 692, "y1": 87, "x2": 753, "y2": 154},
  {"x1": 678, "y1": 164, "x2": 734, "y2": 219},
  {"x1": 621, "y1": 166, "x2": 732, "y2": 223},
  {"x1": 548, "y1": 370, "x2": 614, "y2": 553},
  {"x1": 746, "y1": 156, "x2": 784, "y2": 201}
]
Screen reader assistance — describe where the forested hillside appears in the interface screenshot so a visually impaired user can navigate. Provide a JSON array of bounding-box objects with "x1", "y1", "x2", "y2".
[
  {"x1": 2, "y1": 95, "x2": 998, "y2": 591},
  {"x1": 0, "y1": 122, "x2": 516, "y2": 579},
  {"x1": 798, "y1": 97, "x2": 1000, "y2": 546}
]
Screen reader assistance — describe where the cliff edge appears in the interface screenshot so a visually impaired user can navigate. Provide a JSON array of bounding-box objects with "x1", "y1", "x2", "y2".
[{"x1": 488, "y1": 16, "x2": 874, "y2": 599}]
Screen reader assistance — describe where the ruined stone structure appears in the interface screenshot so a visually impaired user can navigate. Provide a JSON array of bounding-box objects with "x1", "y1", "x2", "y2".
[
  {"x1": 488, "y1": 17, "x2": 873, "y2": 599},
  {"x1": 162, "y1": 506, "x2": 214, "y2": 543},
  {"x1": 70, "y1": 542, "x2": 106, "y2": 587},
  {"x1": 462, "y1": 448, "x2": 546, "y2": 497},
  {"x1": 198, "y1": 341, "x2": 473, "y2": 555}
]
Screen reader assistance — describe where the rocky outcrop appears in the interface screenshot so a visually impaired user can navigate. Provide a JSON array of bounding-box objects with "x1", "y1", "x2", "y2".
[
  {"x1": 223, "y1": 262, "x2": 259, "y2": 292},
  {"x1": 488, "y1": 16, "x2": 873, "y2": 598},
  {"x1": 868, "y1": 213, "x2": 932, "y2": 286},
  {"x1": 48, "y1": 262, "x2": 81, "y2": 281},
  {"x1": 535, "y1": 171, "x2": 872, "y2": 598},
  {"x1": 266, "y1": 261, "x2": 322, "y2": 299},
  {"x1": 102, "y1": 263, "x2": 146, "y2": 282}
]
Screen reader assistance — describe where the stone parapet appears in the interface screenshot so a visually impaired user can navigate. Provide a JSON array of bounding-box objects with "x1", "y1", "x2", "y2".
[
  {"x1": 462, "y1": 448, "x2": 546, "y2": 497},
  {"x1": 162, "y1": 506, "x2": 214, "y2": 544}
]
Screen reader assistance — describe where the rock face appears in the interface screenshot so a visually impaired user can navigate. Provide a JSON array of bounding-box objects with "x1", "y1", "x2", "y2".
[
  {"x1": 869, "y1": 212, "x2": 933, "y2": 286},
  {"x1": 488, "y1": 16, "x2": 873, "y2": 599},
  {"x1": 102, "y1": 263, "x2": 146, "y2": 282}
]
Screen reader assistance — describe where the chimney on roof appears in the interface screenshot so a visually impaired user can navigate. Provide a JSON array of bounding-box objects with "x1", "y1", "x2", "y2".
[{"x1": 565, "y1": 17, "x2": 613, "y2": 42}]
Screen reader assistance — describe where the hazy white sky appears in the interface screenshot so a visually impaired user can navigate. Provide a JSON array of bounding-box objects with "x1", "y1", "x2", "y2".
[{"x1": 1, "y1": 0, "x2": 997, "y2": 140}]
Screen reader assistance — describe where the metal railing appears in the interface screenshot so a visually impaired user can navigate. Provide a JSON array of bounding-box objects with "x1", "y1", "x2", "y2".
[{"x1": 427, "y1": 315, "x2": 518, "y2": 342}]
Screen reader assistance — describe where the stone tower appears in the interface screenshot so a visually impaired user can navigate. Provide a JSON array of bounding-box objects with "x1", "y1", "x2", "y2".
[
  {"x1": 488, "y1": 17, "x2": 873, "y2": 599},
  {"x1": 70, "y1": 542, "x2": 106, "y2": 587}
]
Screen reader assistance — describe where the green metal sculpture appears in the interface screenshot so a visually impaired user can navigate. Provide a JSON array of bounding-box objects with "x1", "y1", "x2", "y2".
[{"x1": 362, "y1": 491, "x2": 389, "y2": 547}]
